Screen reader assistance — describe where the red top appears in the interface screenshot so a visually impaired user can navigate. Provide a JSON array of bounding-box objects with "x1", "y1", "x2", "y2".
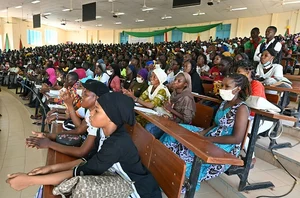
[
  {"x1": 250, "y1": 80, "x2": 266, "y2": 116},
  {"x1": 74, "y1": 68, "x2": 87, "y2": 79},
  {"x1": 109, "y1": 76, "x2": 121, "y2": 92},
  {"x1": 209, "y1": 66, "x2": 223, "y2": 81}
]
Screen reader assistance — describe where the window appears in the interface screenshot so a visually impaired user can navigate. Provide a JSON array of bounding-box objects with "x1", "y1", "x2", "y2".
[
  {"x1": 45, "y1": 29, "x2": 58, "y2": 45},
  {"x1": 27, "y1": 30, "x2": 42, "y2": 46},
  {"x1": 120, "y1": 32, "x2": 128, "y2": 44},
  {"x1": 171, "y1": 29, "x2": 182, "y2": 42},
  {"x1": 154, "y1": 34, "x2": 164, "y2": 43},
  {"x1": 215, "y1": 24, "x2": 231, "y2": 40}
]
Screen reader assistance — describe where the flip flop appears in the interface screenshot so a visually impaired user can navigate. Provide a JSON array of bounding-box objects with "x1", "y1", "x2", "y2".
[{"x1": 32, "y1": 122, "x2": 42, "y2": 126}]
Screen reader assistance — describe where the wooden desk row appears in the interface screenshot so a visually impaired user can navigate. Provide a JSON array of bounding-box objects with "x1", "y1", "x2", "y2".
[{"x1": 43, "y1": 123, "x2": 77, "y2": 198}]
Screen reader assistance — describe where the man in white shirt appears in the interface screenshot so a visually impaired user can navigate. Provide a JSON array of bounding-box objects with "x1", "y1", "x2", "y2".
[{"x1": 253, "y1": 26, "x2": 282, "y2": 64}]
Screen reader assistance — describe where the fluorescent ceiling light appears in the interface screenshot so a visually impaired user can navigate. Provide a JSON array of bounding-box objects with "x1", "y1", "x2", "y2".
[
  {"x1": 136, "y1": 19, "x2": 145, "y2": 22},
  {"x1": 115, "y1": 22, "x2": 122, "y2": 25},
  {"x1": 283, "y1": 1, "x2": 300, "y2": 5},
  {"x1": 75, "y1": 19, "x2": 82, "y2": 22},
  {"x1": 161, "y1": 16, "x2": 172, "y2": 20},
  {"x1": 44, "y1": 12, "x2": 51, "y2": 15},
  {"x1": 96, "y1": 16, "x2": 102, "y2": 19},
  {"x1": 142, "y1": 7, "x2": 154, "y2": 11},
  {"x1": 231, "y1": 7, "x2": 247, "y2": 11},
  {"x1": 62, "y1": 8, "x2": 71, "y2": 12},
  {"x1": 96, "y1": 24, "x2": 102, "y2": 27},
  {"x1": 31, "y1": 0, "x2": 40, "y2": 4},
  {"x1": 193, "y1": 12, "x2": 205, "y2": 16},
  {"x1": 115, "y1": 12, "x2": 124, "y2": 16},
  {"x1": 15, "y1": 6, "x2": 22, "y2": 9}
]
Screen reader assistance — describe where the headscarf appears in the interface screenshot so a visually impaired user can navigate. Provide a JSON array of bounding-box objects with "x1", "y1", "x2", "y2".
[
  {"x1": 138, "y1": 68, "x2": 148, "y2": 81},
  {"x1": 97, "y1": 92, "x2": 135, "y2": 127},
  {"x1": 46, "y1": 67, "x2": 57, "y2": 86},
  {"x1": 82, "y1": 79, "x2": 109, "y2": 97},
  {"x1": 152, "y1": 68, "x2": 167, "y2": 84},
  {"x1": 147, "y1": 68, "x2": 171, "y2": 100},
  {"x1": 170, "y1": 72, "x2": 196, "y2": 119}
]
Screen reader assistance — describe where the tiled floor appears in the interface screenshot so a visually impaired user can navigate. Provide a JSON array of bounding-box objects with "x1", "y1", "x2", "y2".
[{"x1": 0, "y1": 89, "x2": 47, "y2": 198}]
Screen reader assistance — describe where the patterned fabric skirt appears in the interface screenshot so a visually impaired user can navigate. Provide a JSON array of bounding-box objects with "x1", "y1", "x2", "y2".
[{"x1": 160, "y1": 124, "x2": 239, "y2": 192}]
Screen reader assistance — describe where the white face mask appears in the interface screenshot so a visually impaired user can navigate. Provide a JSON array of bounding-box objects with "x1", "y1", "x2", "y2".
[
  {"x1": 263, "y1": 61, "x2": 272, "y2": 69},
  {"x1": 219, "y1": 87, "x2": 238, "y2": 101},
  {"x1": 136, "y1": 77, "x2": 144, "y2": 83},
  {"x1": 107, "y1": 70, "x2": 113, "y2": 76},
  {"x1": 57, "y1": 77, "x2": 62, "y2": 81}
]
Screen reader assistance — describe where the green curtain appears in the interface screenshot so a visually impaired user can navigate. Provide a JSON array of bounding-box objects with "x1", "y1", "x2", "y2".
[
  {"x1": 5, "y1": 33, "x2": 10, "y2": 51},
  {"x1": 123, "y1": 27, "x2": 175, "y2": 38},
  {"x1": 176, "y1": 23, "x2": 222, "y2": 33},
  {"x1": 122, "y1": 23, "x2": 221, "y2": 38}
]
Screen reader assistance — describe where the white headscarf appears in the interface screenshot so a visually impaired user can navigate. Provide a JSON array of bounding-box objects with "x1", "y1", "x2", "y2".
[{"x1": 147, "y1": 68, "x2": 170, "y2": 100}]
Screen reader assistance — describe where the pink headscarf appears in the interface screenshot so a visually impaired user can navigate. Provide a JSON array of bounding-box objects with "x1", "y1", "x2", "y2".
[{"x1": 46, "y1": 68, "x2": 57, "y2": 86}]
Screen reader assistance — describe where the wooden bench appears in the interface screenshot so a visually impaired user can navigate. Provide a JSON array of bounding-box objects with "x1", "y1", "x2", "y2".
[
  {"x1": 126, "y1": 123, "x2": 186, "y2": 198},
  {"x1": 264, "y1": 85, "x2": 300, "y2": 127}
]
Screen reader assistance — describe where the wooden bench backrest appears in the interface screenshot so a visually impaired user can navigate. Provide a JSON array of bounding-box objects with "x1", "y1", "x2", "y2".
[
  {"x1": 203, "y1": 83, "x2": 214, "y2": 95},
  {"x1": 126, "y1": 123, "x2": 186, "y2": 198},
  {"x1": 129, "y1": 123, "x2": 154, "y2": 168},
  {"x1": 149, "y1": 140, "x2": 186, "y2": 198},
  {"x1": 192, "y1": 102, "x2": 214, "y2": 129},
  {"x1": 266, "y1": 93, "x2": 280, "y2": 105}
]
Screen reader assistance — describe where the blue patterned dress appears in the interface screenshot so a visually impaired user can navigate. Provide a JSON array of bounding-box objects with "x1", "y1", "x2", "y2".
[{"x1": 160, "y1": 101, "x2": 245, "y2": 191}]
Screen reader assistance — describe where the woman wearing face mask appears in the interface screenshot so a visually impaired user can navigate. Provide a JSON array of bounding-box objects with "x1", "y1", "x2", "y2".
[
  {"x1": 107, "y1": 64, "x2": 121, "y2": 92},
  {"x1": 256, "y1": 48, "x2": 292, "y2": 107},
  {"x1": 160, "y1": 73, "x2": 250, "y2": 192},
  {"x1": 256, "y1": 48, "x2": 291, "y2": 87},
  {"x1": 123, "y1": 68, "x2": 149, "y2": 98},
  {"x1": 125, "y1": 68, "x2": 170, "y2": 110},
  {"x1": 125, "y1": 68, "x2": 171, "y2": 127}
]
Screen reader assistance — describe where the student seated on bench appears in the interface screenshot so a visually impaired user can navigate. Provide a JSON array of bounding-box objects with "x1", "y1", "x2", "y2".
[
  {"x1": 7, "y1": 92, "x2": 162, "y2": 198},
  {"x1": 160, "y1": 74, "x2": 250, "y2": 192},
  {"x1": 26, "y1": 80, "x2": 109, "y2": 158},
  {"x1": 143, "y1": 72, "x2": 196, "y2": 139},
  {"x1": 47, "y1": 72, "x2": 81, "y2": 109},
  {"x1": 256, "y1": 48, "x2": 292, "y2": 107},
  {"x1": 124, "y1": 68, "x2": 171, "y2": 127}
]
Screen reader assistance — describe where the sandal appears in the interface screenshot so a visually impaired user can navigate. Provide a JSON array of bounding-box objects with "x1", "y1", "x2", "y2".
[
  {"x1": 30, "y1": 115, "x2": 42, "y2": 119},
  {"x1": 32, "y1": 122, "x2": 42, "y2": 126}
]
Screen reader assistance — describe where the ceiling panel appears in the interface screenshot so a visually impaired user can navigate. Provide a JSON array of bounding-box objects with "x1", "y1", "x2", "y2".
[{"x1": 0, "y1": 0, "x2": 299, "y2": 30}]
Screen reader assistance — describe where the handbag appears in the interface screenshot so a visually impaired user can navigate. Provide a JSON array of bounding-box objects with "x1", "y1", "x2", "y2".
[
  {"x1": 56, "y1": 134, "x2": 82, "y2": 147},
  {"x1": 52, "y1": 172, "x2": 134, "y2": 198}
]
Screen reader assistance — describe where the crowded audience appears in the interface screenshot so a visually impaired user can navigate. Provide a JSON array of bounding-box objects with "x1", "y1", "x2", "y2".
[{"x1": 2, "y1": 26, "x2": 300, "y2": 196}]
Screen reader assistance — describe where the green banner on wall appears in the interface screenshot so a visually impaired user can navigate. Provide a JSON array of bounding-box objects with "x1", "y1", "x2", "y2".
[
  {"x1": 122, "y1": 23, "x2": 222, "y2": 38},
  {"x1": 5, "y1": 33, "x2": 10, "y2": 50}
]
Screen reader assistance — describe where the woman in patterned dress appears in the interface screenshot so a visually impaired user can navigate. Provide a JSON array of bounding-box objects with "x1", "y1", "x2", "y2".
[
  {"x1": 124, "y1": 67, "x2": 171, "y2": 128},
  {"x1": 160, "y1": 73, "x2": 250, "y2": 192}
]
